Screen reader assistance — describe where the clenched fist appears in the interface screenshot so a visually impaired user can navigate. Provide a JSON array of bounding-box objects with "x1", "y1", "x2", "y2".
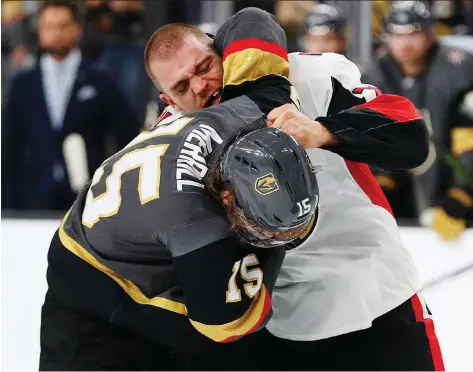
[{"x1": 267, "y1": 104, "x2": 338, "y2": 148}]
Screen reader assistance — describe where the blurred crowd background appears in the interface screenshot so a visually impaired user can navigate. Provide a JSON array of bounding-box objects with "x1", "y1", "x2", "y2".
[{"x1": 1, "y1": 0, "x2": 473, "y2": 235}]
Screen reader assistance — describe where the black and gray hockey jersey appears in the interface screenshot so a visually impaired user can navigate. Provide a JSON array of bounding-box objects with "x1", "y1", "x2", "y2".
[
  {"x1": 363, "y1": 44, "x2": 473, "y2": 218},
  {"x1": 45, "y1": 7, "x2": 293, "y2": 352}
]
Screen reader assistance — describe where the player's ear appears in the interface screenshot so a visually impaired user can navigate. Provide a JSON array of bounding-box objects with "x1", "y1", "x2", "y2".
[
  {"x1": 159, "y1": 93, "x2": 183, "y2": 112},
  {"x1": 220, "y1": 190, "x2": 232, "y2": 206}
]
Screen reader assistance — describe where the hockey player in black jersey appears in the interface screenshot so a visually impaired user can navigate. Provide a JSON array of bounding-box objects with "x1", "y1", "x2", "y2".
[
  {"x1": 41, "y1": 6, "x2": 431, "y2": 371},
  {"x1": 363, "y1": 1, "x2": 473, "y2": 239},
  {"x1": 144, "y1": 7, "x2": 449, "y2": 367},
  {"x1": 203, "y1": 127, "x2": 443, "y2": 371},
  {"x1": 40, "y1": 8, "x2": 300, "y2": 370}
]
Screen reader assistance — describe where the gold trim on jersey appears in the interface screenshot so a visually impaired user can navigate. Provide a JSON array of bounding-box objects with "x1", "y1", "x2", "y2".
[
  {"x1": 190, "y1": 284, "x2": 269, "y2": 342},
  {"x1": 59, "y1": 210, "x2": 188, "y2": 315},
  {"x1": 451, "y1": 127, "x2": 473, "y2": 157},
  {"x1": 223, "y1": 49, "x2": 289, "y2": 87},
  {"x1": 448, "y1": 187, "x2": 473, "y2": 208},
  {"x1": 375, "y1": 175, "x2": 397, "y2": 191}
]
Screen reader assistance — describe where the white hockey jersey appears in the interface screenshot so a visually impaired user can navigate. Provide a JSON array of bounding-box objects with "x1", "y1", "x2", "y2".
[
  {"x1": 265, "y1": 53, "x2": 421, "y2": 341},
  {"x1": 157, "y1": 52, "x2": 422, "y2": 341}
]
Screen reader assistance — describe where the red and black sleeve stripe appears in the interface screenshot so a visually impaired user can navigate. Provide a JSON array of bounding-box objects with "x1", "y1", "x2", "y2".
[{"x1": 317, "y1": 79, "x2": 429, "y2": 170}]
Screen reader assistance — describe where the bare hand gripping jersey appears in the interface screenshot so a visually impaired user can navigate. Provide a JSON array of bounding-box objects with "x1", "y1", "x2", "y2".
[{"x1": 45, "y1": 8, "x2": 293, "y2": 351}]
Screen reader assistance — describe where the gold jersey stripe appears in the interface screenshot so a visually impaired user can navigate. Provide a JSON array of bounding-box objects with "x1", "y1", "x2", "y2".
[
  {"x1": 451, "y1": 127, "x2": 473, "y2": 157},
  {"x1": 59, "y1": 210, "x2": 188, "y2": 315},
  {"x1": 190, "y1": 285, "x2": 269, "y2": 342},
  {"x1": 223, "y1": 48, "x2": 289, "y2": 87},
  {"x1": 448, "y1": 187, "x2": 473, "y2": 208},
  {"x1": 375, "y1": 175, "x2": 397, "y2": 190}
]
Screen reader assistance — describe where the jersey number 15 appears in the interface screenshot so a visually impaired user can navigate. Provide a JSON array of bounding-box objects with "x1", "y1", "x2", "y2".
[
  {"x1": 82, "y1": 117, "x2": 193, "y2": 228},
  {"x1": 226, "y1": 254, "x2": 263, "y2": 303}
]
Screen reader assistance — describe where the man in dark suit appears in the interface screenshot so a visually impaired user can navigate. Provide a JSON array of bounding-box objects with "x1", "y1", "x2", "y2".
[{"x1": 2, "y1": 0, "x2": 140, "y2": 211}]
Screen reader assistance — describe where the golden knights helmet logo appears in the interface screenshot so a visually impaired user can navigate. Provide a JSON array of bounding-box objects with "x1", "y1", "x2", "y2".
[{"x1": 255, "y1": 173, "x2": 279, "y2": 195}]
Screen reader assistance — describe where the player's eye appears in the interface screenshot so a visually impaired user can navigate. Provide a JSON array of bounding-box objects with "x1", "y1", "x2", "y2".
[
  {"x1": 176, "y1": 82, "x2": 188, "y2": 94},
  {"x1": 198, "y1": 62, "x2": 211, "y2": 74}
]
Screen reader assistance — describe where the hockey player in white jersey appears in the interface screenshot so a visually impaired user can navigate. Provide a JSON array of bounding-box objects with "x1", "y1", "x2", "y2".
[
  {"x1": 199, "y1": 52, "x2": 444, "y2": 371},
  {"x1": 146, "y1": 22, "x2": 443, "y2": 370}
]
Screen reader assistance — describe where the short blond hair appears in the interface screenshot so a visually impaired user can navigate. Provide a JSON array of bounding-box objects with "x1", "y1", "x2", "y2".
[{"x1": 144, "y1": 23, "x2": 212, "y2": 91}]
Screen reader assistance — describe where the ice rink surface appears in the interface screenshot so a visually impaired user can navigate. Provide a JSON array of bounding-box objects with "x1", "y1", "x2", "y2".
[{"x1": 2, "y1": 219, "x2": 473, "y2": 371}]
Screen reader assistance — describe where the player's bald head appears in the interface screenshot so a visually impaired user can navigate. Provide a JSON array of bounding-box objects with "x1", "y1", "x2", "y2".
[{"x1": 145, "y1": 23, "x2": 213, "y2": 90}]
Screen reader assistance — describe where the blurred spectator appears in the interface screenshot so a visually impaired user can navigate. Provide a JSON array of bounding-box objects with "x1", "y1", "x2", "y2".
[
  {"x1": 427, "y1": 0, "x2": 473, "y2": 35},
  {"x1": 233, "y1": 0, "x2": 275, "y2": 14},
  {"x1": 274, "y1": 0, "x2": 318, "y2": 52},
  {"x1": 1, "y1": 0, "x2": 140, "y2": 211},
  {"x1": 362, "y1": 1, "x2": 473, "y2": 239},
  {"x1": 83, "y1": 0, "x2": 147, "y2": 124},
  {"x1": 461, "y1": 0, "x2": 473, "y2": 34},
  {"x1": 387, "y1": 2, "x2": 473, "y2": 54},
  {"x1": 298, "y1": 3, "x2": 348, "y2": 55},
  {"x1": 80, "y1": 0, "x2": 112, "y2": 61},
  {"x1": 372, "y1": 1, "x2": 473, "y2": 51},
  {"x1": 1, "y1": 1, "x2": 38, "y2": 99},
  {"x1": 165, "y1": 0, "x2": 202, "y2": 25},
  {"x1": 372, "y1": 0, "x2": 393, "y2": 48}
]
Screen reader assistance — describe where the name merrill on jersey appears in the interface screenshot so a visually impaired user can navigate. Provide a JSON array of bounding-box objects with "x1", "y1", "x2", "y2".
[{"x1": 176, "y1": 123, "x2": 223, "y2": 191}]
